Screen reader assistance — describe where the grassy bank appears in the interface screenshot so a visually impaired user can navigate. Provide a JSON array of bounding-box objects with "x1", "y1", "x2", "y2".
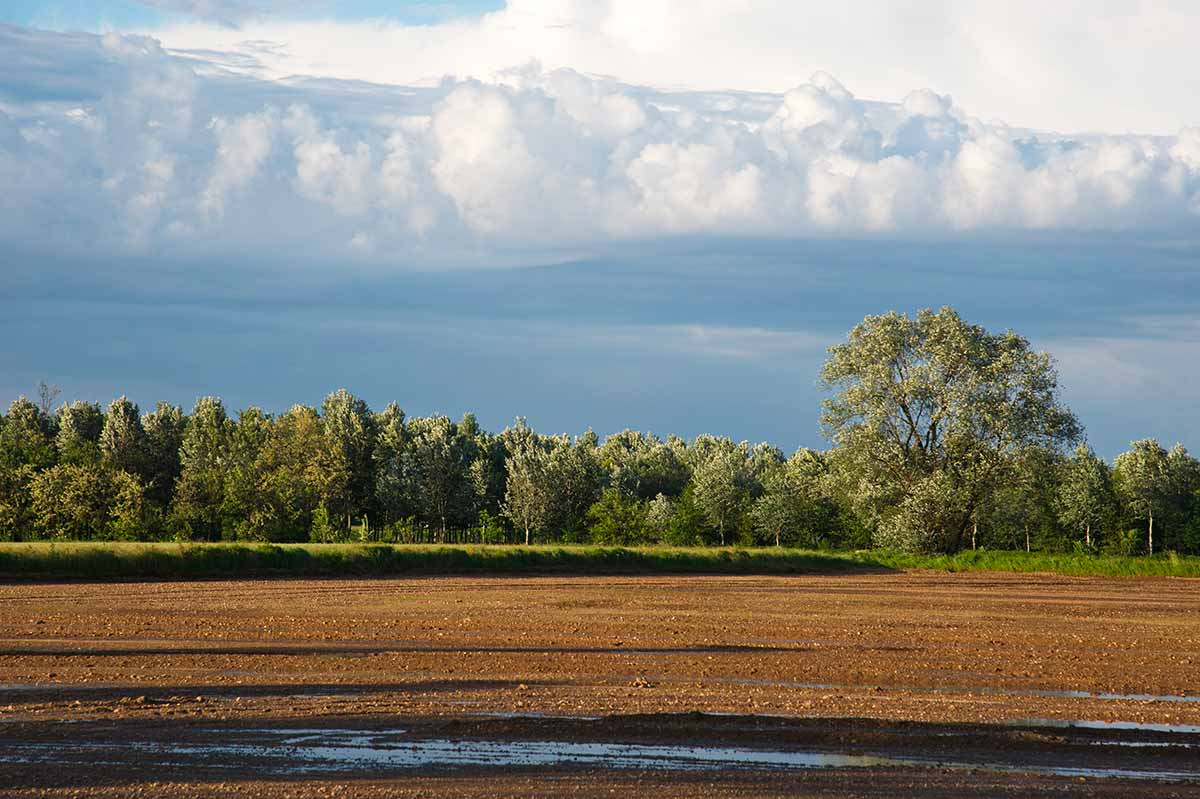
[{"x1": 0, "y1": 542, "x2": 1198, "y2": 580}]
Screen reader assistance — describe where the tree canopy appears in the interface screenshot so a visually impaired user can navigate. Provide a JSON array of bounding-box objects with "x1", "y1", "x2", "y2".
[
  {"x1": 2, "y1": 307, "x2": 1198, "y2": 555},
  {"x1": 820, "y1": 307, "x2": 1081, "y2": 552}
]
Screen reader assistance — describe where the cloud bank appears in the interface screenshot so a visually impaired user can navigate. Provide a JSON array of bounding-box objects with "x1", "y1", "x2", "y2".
[
  {"x1": 1, "y1": 25, "x2": 1199, "y2": 264},
  {"x1": 140, "y1": 0, "x2": 1200, "y2": 136}
]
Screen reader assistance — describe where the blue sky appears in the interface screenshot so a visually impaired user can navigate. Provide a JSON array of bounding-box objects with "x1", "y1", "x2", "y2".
[
  {"x1": 1, "y1": 1, "x2": 505, "y2": 30},
  {"x1": 2, "y1": 4, "x2": 1199, "y2": 459}
]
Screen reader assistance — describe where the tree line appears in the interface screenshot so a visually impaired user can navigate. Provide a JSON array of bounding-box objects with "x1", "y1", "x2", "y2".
[{"x1": 2, "y1": 308, "x2": 1198, "y2": 554}]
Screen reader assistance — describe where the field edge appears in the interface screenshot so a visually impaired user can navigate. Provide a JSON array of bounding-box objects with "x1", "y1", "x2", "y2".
[{"x1": 0, "y1": 542, "x2": 1198, "y2": 581}]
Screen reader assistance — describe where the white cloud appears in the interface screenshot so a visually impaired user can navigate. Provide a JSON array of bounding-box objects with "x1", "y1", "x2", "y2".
[
  {"x1": 201, "y1": 108, "x2": 276, "y2": 215},
  {"x1": 136, "y1": 0, "x2": 1200, "y2": 135},
  {"x1": 1, "y1": 26, "x2": 1199, "y2": 262}
]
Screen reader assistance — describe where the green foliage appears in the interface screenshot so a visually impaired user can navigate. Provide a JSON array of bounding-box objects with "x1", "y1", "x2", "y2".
[
  {"x1": 1055, "y1": 444, "x2": 1118, "y2": 549},
  {"x1": 750, "y1": 449, "x2": 841, "y2": 548},
  {"x1": 141, "y1": 402, "x2": 186, "y2": 508},
  {"x1": 244, "y1": 405, "x2": 328, "y2": 542},
  {"x1": 405, "y1": 415, "x2": 480, "y2": 537},
  {"x1": 1114, "y1": 439, "x2": 1169, "y2": 554},
  {"x1": 659, "y1": 487, "x2": 709, "y2": 547},
  {"x1": 690, "y1": 438, "x2": 756, "y2": 545},
  {"x1": 1106, "y1": 528, "x2": 1143, "y2": 557},
  {"x1": 822, "y1": 307, "x2": 1080, "y2": 553},
  {"x1": 1, "y1": 308, "x2": 1199, "y2": 556},
  {"x1": 100, "y1": 396, "x2": 145, "y2": 478},
  {"x1": 471, "y1": 509, "x2": 509, "y2": 544},
  {"x1": 1, "y1": 398, "x2": 56, "y2": 470},
  {"x1": 587, "y1": 488, "x2": 650, "y2": 545},
  {"x1": 503, "y1": 429, "x2": 602, "y2": 544},
  {"x1": 55, "y1": 401, "x2": 104, "y2": 466},
  {"x1": 27, "y1": 464, "x2": 151, "y2": 541},
  {"x1": 309, "y1": 503, "x2": 337, "y2": 543},
  {"x1": 172, "y1": 397, "x2": 232, "y2": 540},
  {"x1": 598, "y1": 430, "x2": 690, "y2": 499},
  {"x1": 321, "y1": 389, "x2": 376, "y2": 530},
  {"x1": 0, "y1": 465, "x2": 37, "y2": 541}
]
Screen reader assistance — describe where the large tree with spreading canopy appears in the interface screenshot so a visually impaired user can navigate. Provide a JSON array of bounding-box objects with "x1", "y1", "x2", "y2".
[{"x1": 821, "y1": 307, "x2": 1080, "y2": 552}]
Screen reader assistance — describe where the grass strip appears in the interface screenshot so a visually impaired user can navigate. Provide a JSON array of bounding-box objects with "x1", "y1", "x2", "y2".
[{"x1": 0, "y1": 543, "x2": 1198, "y2": 581}]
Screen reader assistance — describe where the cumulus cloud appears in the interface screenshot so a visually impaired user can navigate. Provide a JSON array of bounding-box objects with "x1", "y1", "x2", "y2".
[
  {"x1": 137, "y1": 0, "x2": 1200, "y2": 135},
  {"x1": 1, "y1": 26, "x2": 1199, "y2": 263}
]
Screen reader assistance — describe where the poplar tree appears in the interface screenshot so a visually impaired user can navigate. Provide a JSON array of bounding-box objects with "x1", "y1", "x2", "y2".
[
  {"x1": 1055, "y1": 444, "x2": 1117, "y2": 549},
  {"x1": 55, "y1": 401, "x2": 104, "y2": 466},
  {"x1": 100, "y1": 396, "x2": 145, "y2": 478},
  {"x1": 1114, "y1": 439, "x2": 1170, "y2": 555},
  {"x1": 173, "y1": 397, "x2": 231, "y2": 539},
  {"x1": 691, "y1": 439, "x2": 754, "y2": 546}
]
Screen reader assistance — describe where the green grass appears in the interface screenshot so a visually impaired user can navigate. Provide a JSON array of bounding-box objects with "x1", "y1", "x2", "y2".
[
  {"x1": 0, "y1": 542, "x2": 1198, "y2": 580},
  {"x1": 854, "y1": 548, "x2": 1200, "y2": 578}
]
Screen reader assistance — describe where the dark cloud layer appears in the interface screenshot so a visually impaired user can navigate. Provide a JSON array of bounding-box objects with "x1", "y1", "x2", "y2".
[{"x1": 4, "y1": 238, "x2": 1198, "y2": 459}]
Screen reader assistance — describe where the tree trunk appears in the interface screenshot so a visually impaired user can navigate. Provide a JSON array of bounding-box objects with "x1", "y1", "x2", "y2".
[
  {"x1": 1085, "y1": 522, "x2": 1090, "y2": 549},
  {"x1": 971, "y1": 520, "x2": 977, "y2": 551},
  {"x1": 1148, "y1": 508, "x2": 1154, "y2": 556},
  {"x1": 1025, "y1": 523, "x2": 1030, "y2": 553},
  {"x1": 524, "y1": 523, "x2": 530, "y2": 546}
]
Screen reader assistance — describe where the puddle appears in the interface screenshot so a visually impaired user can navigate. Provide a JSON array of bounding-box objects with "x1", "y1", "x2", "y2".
[
  {"x1": 1012, "y1": 719, "x2": 1200, "y2": 735},
  {"x1": 5, "y1": 727, "x2": 1198, "y2": 783},
  {"x1": 1015, "y1": 690, "x2": 1200, "y2": 704},
  {"x1": 475, "y1": 712, "x2": 603, "y2": 721},
  {"x1": 1088, "y1": 741, "x2": 1199, "y2": 749}
]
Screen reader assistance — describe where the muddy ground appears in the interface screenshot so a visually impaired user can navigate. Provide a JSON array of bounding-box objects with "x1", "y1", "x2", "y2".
[{"x1": 1, "y1": 571, "x2": 1198, "y2": 796}]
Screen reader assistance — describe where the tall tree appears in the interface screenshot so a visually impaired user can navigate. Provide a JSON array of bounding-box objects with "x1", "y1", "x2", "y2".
[
  {"x1": 55, "y1": 401, "x2": 104, "y2": 466},
  {"x1": 750, "y1": 448, "x2": 838, "y2": 548},
  {"x1": 598, "y1": 430, "x2": 689, "y2": 500},
  {"x1": 372, "y1": 402, "x2": 409, "y2": 527},
  {"x1": 0, "y1": 465, "x2": 38, "y2": 541},
  {"x1": 220, "y1": 407, "x2": 271, "y2": 539},
  {"x1": 29, "y1": 464, "x2": 110, "y2": 540},
  {"x1": 405, "y1": 415, "x2": 478, "y2": 538},
  {"x1": 173, "y1": 397, "x2": 231, "y2": 540},
  {"x1": 821, "y1": 307, "x2": 1080, "y2": 553},
  {"x1": 690, "y1": 438, "x2": 754, "y2": 546},
  {"x1": 503, "y1": 439, "x2": 552, "y2": 545},
  {"x1": 543, "y1": 436, "x2": 604, "y2": 539},
  {"x1": 142, "y1": 402, "x2": 186, "y2": 508},
  {"x1": 247, "y1": 405, "x2": 328, "y2": 541},
  {"x1": 1055, "y1": 444, "x2": 1117, "y2": 549},
  {"x1": 100, "y1": 396, "x2": 145, "y2": 478},
  {"x1": 1, "y1": 398, "x2": 56, "y2": 470},
  {"x1": 498, "y1": 423, "x2": 601, "y2": 545},
  {"x1": 321, "y1": 389, "x2": 376, "y2": 530},
  {"x1": 1164, "y1": 445, "x2": 1200, "y2": 552},
  {"x1": 587, "y1": 487, "x2": 649, "y2": 545},
  {"x1": 1114, "y1": 439, "x2": 1170, "y2": 555}
]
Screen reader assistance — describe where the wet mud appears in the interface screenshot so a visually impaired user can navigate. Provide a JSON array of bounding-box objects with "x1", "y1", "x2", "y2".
[{"x1": 2, "y1": 572, "x2": 1198, "y2": 796}]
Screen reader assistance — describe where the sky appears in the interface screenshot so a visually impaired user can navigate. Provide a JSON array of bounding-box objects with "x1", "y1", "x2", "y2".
[{"x1": 1, "y1": 1, "x2": 1199, "y2": 458}]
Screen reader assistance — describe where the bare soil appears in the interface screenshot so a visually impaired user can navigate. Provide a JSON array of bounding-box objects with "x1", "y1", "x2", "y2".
[{"x1": 1, "y1": 571, "x2": 1198, "y2": 796}]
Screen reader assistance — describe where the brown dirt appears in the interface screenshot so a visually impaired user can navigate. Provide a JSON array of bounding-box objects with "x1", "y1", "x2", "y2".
[{"x1": 1, "y1": 571, "x2": 1199, "y2": 796}]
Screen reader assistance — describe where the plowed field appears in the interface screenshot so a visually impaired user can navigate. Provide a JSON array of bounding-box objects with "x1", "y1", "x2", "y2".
[{"x1": 2, "y1": 571, "x2": 1198, "y2": 796}]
